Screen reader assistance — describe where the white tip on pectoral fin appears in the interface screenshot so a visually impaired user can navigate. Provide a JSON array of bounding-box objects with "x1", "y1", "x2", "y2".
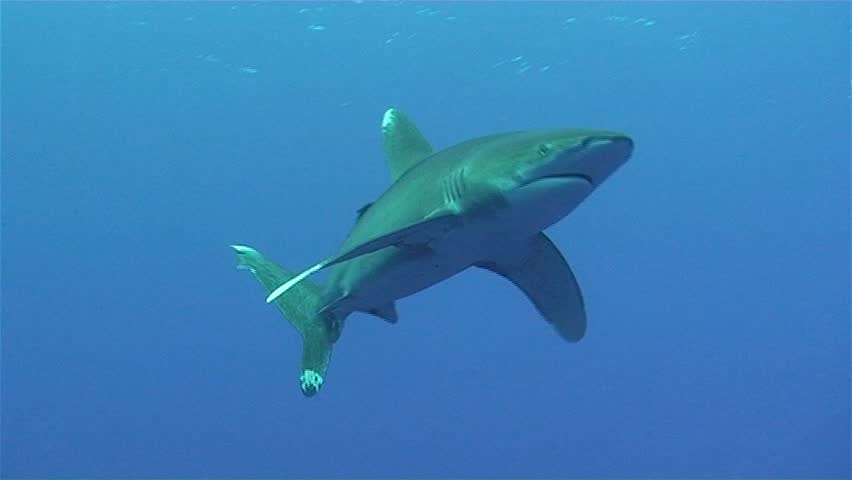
[
  {"x1": 230, "y1": 244, "x2": 256, "y2": 254},
  {"x1": 266, "y1": 260, "x2": 326, "y2": 303}
]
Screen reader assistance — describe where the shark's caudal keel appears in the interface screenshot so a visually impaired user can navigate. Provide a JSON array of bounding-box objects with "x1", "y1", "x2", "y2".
[{"x1": 238, "y1": 107, "x2": 634, "y2": 396}]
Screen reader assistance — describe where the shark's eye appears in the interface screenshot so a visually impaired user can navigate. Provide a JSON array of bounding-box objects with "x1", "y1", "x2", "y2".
[{"x1": 537, "y1": 143, "x2": 553, "y2": 157}]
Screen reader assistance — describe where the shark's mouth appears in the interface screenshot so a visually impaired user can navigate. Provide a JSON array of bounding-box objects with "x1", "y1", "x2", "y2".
[
  {"x1": 536, "y1": 136, "x2": 632, "y2": 189},
  {"x1": 536, "y1": 173, "x2": 595, "y2": 187}
]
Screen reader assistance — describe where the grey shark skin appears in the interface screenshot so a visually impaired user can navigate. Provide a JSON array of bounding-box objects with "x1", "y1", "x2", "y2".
[{"x1": 236, "y1": 108, "x2": 633, "y2": 396}]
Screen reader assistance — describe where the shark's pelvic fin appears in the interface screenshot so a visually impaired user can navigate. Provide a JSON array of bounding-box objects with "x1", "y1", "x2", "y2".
[
  {"x1": 317, "y1": 292, "x2": 399, "y2": 324},
  {"x1": 382, "y1": 108, "x2": 433, "y2": 182},
  {"x1": 266, "y1": 212, "x2": 460, "y2": 303},
  {"x1": 476, "y1": 233, "x2": 587, "y2": 342},
  {"x1": 232, "y1": 245, "x2": 342, "y2": 396},
  {"x1": 366, "y1": 302, "x2": 399, "y2": 323}
]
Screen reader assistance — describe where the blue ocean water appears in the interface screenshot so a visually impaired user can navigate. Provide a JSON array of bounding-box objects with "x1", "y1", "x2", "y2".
[{"x1": 2, "y1": 1, "x2": 850, "y2": 478}]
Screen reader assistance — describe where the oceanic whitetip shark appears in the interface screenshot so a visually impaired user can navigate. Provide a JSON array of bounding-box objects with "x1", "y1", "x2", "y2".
[{"x1": 233, "y1": 108, "x2": 634, "y2": 397}]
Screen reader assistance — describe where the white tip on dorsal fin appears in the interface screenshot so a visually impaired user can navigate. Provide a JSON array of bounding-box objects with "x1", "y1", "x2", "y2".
[
  {"x1": 381, "y1": 108, "x2": 398, "y2": 130},
  {"x1": 381, "y1": 107, "x2": 433, "y2": 182}
]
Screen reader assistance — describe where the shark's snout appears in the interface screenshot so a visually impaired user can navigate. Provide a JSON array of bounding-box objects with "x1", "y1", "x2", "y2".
[{"x1": 555, "y1": 134, "x2": 633, "y2": 187}]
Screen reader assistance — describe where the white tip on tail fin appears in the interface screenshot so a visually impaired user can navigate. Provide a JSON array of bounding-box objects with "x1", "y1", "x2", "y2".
[
  {"x1": 231, "y1": 245, "x2": 259, "y2": 271},
  {"x1": 266, "y1": 260, "x2": 326, "y2": 303}
]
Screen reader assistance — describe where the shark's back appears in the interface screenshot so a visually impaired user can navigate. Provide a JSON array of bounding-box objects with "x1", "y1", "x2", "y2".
[{"x1": 343, "y1": 131, "x2": 525, "y2": 247}]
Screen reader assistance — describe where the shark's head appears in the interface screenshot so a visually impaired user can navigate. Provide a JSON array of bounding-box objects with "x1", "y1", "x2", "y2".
[
  {"x1": 467, "y1": 129, "x2": 634, "y2": 232},
  {"x1": 481, "y1": 129, "x2": 633, "y2": 188}
]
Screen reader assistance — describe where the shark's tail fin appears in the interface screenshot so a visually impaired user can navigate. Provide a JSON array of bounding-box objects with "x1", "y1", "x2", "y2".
[{"x1": 231, "y1": 245, "x2": 343, "y2": 397}]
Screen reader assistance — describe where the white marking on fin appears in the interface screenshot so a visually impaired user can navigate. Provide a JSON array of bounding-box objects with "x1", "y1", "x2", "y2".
[
  {"x1": 300, "y1": 369, "x2": 323, "y2": 391},
  {"x1": 267, "y1": 213, "x2": 459, "y2": 304},
  {"x1": 381, "y1": 108, "x2": 398, "y2": 130},
  {"x1": 231, "y1": 244, "x2": 256, "y2": 254},
  {"x1": 266, "y1": 260, "x2": 326, "y2": 303},
  {"x1": 232, "y1": 244, "x2": 259, "y2": 272}
]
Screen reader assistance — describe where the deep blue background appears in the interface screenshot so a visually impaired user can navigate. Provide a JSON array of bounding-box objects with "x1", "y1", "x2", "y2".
[{"x1": 2, "y1": 2, "x2": 850, "y2": 478}]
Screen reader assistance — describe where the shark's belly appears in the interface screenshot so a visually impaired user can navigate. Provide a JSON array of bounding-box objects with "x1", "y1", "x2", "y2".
[
  {"x1": 336, "y1": 244, "x2": 485, "y2": 312},
  {"x1": 332, "y1": 214, "x2": 543, "y2": 314},
  {"x1": 331, "y1": 176, "x2": 592, "y2": 315}
]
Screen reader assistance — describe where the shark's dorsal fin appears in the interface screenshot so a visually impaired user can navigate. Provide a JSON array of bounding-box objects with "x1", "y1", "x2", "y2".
[
  {"x1": 381, "y1": 108, "x2": 433, "y2": 182},
  {"x1": 476, "y1": 233, "x2": 587, "y2": 342}
]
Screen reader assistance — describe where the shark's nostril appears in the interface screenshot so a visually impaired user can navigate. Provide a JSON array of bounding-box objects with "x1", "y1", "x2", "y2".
[{"x1": 584, "y1": 138, "x2": 612, "y2": 148}]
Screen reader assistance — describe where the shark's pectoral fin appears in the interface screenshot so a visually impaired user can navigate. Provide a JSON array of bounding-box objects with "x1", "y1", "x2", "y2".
[
  {"x1": 331, "y1": 211, "x2": 460, "y2": 264},
  {"x1": 266, "y1": 213, "x2": 461, "y2": 304},
  {"x1": 476, "y1": 233, "x2": 587, "y2": 342}
]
